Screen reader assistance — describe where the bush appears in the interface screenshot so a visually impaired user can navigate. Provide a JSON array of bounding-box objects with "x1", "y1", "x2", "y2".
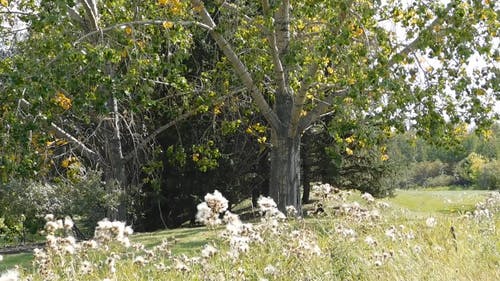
[
  {"x1": 409, "y1": 160, "x2": 448, "y2": 186},
  {"x1": 0, "y1": 169, "x2": 118, "y2": 242},
  {"x1": 423, "y1": 175, "x2": 456, "y2": 188},
  {"x1": 454, "y1": 153, "x2": 488, "y2": 185},
  {"x1": 476, "y1": 160, "x2": 500, "y2": 190}
]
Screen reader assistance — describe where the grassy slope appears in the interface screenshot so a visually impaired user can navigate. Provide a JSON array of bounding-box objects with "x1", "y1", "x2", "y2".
[
  {"x1": 1, "y1": 188, "x2": 498, "y2": 280},
  {"x1": 390, "y1": 188, "x2": 490, "y2": 214}
]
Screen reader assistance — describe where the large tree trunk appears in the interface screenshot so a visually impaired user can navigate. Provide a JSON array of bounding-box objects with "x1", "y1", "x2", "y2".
[{"x1": 269, "y1": 130, "x2": 302, "y2": 214}]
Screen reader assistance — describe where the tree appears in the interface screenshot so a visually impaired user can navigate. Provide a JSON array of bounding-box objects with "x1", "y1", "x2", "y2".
[
  {"x1": 186, "y1": 0, "x2": 498, "y2": 211},
  {"x1": 2, "y1": 0, "x2": 498, "y2": 215},
  {"x1": 0, "y1": 0, "x2": 201, "y2": 220}
]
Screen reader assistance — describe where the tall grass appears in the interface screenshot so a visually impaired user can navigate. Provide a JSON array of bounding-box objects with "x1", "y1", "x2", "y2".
[{"x1": 1, "y1": 187, "x2": 498, "y2": 280}]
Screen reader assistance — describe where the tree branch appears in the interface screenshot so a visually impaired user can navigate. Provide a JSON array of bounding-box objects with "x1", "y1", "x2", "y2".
[
  {"x1": 387, "y1": 3, "x2": 452, "y2": 67},
  {"x1": 74, "y1": 20, "x2": 212, "y2": 45},
  {"x1": 123, "y1": 87, "x2": 247, "y2": 162},
  {"x1": 18, "y1": 98, "x2": 101, "y2": 163},
  {"x1": 50, "y1": 122, "x2": 101, "y2": 163},
  {"x1": 191, "y1": 0, "x2": 283, "y2": 131},
  {"x1": 80, "y1": 0, "x2": 100, "y2": 31},
  {"x1": 297, "y1": 88, "x2": 348, "y2": 132},
  {"x1": 262, "y1": 0, "x2": 287, "y2": 96},
  {"x1": 289, "y1": 63, "x2": 319, "y2": 136}
]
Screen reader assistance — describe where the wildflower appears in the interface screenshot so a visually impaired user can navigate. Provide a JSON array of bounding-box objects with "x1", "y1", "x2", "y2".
[
  {"x1": 80, "y1": 261, "x2": 93, "y2": 275},
  {"x1": 44, "y1": 221, "x2": 60, "y2": 234},
  {"x1": 174, "y1": 260, "x2": 190, "y2": 272},
  {"x1": 365, "y1": 236, "x2": 377, "y2": 246},
  {"x1": 426, "y1": 217, "x2": 437, "y2": 228},
  {"x1": 257, "y1": 196, "x2": 277, "y2": 214},
  {"x1": 377, "y1": 201, "x2": 390, "y2": 208},
  {"x1": 374, "y1": 260, "x2": 383, "y2": 266},
  {"x1": 63, "y1": 216, "x2": 74, "y2": 230},
  {"x1": 263, "y1": 264, "x2": 278, "y2": 276},
  {"x1": 385, "y1": 226, "x2": 397, "y2": 241},
  {"x1": 133, "y1": 256, "x2": 146, "y2": 266},
  {"x1": 230, "y1": 236, "x2": 250, "y2": 253},
  {"x1": 44, "y1": 214, "x2": 55, "y2": 222},
  {"x1": 361, "y1": 192, "x2": 375, "y2": 203},
  {"x1": 205, "y1": 190, "x2": 229, "y2": 214},
  {"x1": 201, "y1": 244, "x2": 218, "y2": 258},
  {"x1": 413, "y1": 245, "x2": 422, "y2": 253},
  {"x1": 286, "y1": 205, "x2": 298, "y2": 217},
  {"x1": 336, "y1": 225, "x2": 357, "y2": 238},
  {"x1": 0, "y1": 255, "x2": 2, "y2": 262},
  {"x1": 257, "y1": 196, "x2": 285, "y2": 218},
  {"x1": 196, "y1": 190, "x2": 229, "y2": 226},
  {"x1": 0, "y1": 269, "x2": 19, "y2": 281}
]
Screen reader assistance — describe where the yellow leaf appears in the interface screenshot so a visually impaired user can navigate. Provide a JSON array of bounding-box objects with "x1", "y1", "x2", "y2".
[
  {"x1": 158, "y1": 0, "x2": 167, "y2": 5},
  {"x1": 192, "y1": 3, "x2": 204, "y2": 13},
  {"x1": 0, "y1": 0, "x2": 8, "y2": 7},
  {"x1": 346, "y1": 147, "x2": 354, "y2": 155},
  {"x1": 54, "y1": 92, "x2": 72, "y2": 110},
  {"x1": 163, "y1": 21, "x2": 174, "y2": 29},
  {"x1": 125, "y1": 26, "x2": 132, "y2": 35},
  {"x1": 192, "y1": 153, "x2": 200, "y2": 162}
]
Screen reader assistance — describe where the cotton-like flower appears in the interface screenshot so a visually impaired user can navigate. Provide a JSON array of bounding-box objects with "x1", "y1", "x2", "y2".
[
  {"x1": 263, "y1": 264, "x2": 278, "y2": 276},
  {"x1": 174, "y1": 260, "x2": 190, "y2": 272},
  {"x1": 377, "y1": 201, "x2": 390, "y2": 208},
  {"x1": 201, "y1": 244, "x2": 218, "y2": 258},
  {"x1": 133, "y1": 256, "x2": 146, "y2": 266},
  {"x1": 257, "y1": 196, "x2": 277, "y2": 213},
  {"x1": 204, "y1": 190, "x2": 229, "y2": 214},
  {"x1": 44, "y1": 214, "x2": 55, "y2": 222},
  {"x1": 286, "y1": 205, "x2": 298, "y2": 217},
  {"x1": 80, "y1": 261, "x2": 93, "y2": 275},
  {"x1": 385, "y1": 226, "x2": 397, "y2": 241},
  {"x1": 230, "y1": 236, "x2": 250, "y2": 253},
  {"x1": 0, "y1": 269, "x2": 19, "y2": 281},
  {"x1": 426, "y1": 217, "x2": 437, "y2": 228},
  {"x1": 63, "y1": 216, "x2": 74, "y2": 230},
  {"x1": 413, "y1": 245, "x2": 422, "y2": 253},
  {"x1": 361, "y1": 192, "x2": 375, "y2": 203},
  {"x1": 365, "y1": 236, "x2": 377, "y2": 246}
]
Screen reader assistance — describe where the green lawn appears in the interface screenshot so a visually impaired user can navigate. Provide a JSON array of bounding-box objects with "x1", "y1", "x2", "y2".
[{"x1": 389, "y1": 188, "x2": 491, "y2": 214}]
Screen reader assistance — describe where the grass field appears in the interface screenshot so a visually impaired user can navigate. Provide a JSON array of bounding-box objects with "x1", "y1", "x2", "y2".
[{"x1": 1, "y1": 187, "x2": 498, "y2": 280}]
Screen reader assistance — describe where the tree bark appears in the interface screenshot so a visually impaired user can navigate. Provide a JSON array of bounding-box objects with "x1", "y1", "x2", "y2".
[{"x1": 269, "y1": 130, "x2": 301, "y2": 213}]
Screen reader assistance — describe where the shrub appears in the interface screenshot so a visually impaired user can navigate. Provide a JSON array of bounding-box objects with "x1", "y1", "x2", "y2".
[
  {"x1": 0, "y1": 169, "x2": 118, "y2": 242},
  {"x1": 423, "y1": 175, "x2": 456, "y2": 188},
  {"x1": 409, "y1": 160, "x2": 448, "y2": 186},
  {"x1": 454, "y1": 152, "x2": 488, "y2": 185},
  {"x1": 476, "y1": 160, "x2": 500, "y2": 190}
]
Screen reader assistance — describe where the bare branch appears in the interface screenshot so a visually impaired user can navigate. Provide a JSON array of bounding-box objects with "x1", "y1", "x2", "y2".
[
  {"x1": 50, "y1": 122, "x2": 101, "y2": 163},
  {"x1": 191, "y1": 0, "x2": 283, "y2": 131},
  {"x1": 123, "y1": 87, "x2": 247, "y2": 162},
  {"x1": 18, "y1": 98, "x2": 100, "y2": 163}
]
